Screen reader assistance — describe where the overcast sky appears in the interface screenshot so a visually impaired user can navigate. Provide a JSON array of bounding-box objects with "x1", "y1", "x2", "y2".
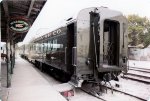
[{"x1": 21, "y1": 0, "x2": 150, "y2": 45}]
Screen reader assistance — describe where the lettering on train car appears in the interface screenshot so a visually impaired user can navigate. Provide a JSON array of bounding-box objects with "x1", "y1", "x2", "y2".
[{"x1": 38, "y1": 29, "x2": 62, "y2": 40}]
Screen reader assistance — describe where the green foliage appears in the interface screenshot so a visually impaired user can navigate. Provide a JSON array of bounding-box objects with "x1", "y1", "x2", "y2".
[{"x1": 127, "y1": 15, "x2": 150, "y2": 48}]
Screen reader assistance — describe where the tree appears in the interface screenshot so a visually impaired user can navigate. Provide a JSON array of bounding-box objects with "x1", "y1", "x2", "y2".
[{"x1": 127, "y1": 15, "x2": 150, "y2": 48}]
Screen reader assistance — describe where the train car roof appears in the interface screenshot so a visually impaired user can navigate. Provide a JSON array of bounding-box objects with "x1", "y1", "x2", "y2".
[
  {"x1": 31, "y1": 7, "x2": 125, "y2": 43},
  {"x1": 65, "y1": 6, "x2": 123, "y2": 23}
]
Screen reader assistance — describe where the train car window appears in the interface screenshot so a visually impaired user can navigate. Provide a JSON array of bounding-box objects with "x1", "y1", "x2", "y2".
[
  {"x1": 50, "y1": 40, "x2": 53, "y2": 51},
  {"x1": 43, "y1": 41, "x2": 47, "y2": 53},
  {"x1": 30, "y1": 44, "x2": 32, "y2": 51},
  {"x1": 38, "y1": 42, "x2": 40, "y2": 53},
  {"x1": 32, "y1": 44, "x2": 33, "y2": 51},
  {"x1": 39, "y1": 42, "x2": 43, "y2": 53},
  {"x1": 37, "y1": 42, "x2": 40, "y2": 53},
  {"x1": 29, "y1": 45, "x2": 31, "y2": 51},
  {"x1": 35, "y1": 43, "x2": 38, "y2": 52},
  {"x1": 32, "y1": 44, "x2": 34, "y2": 51},
  {"x1": 59, "y1": 35, "x2": 65, "y2": 50},
  {"x1": 52, "y1": 39, "x2": 57, "y2": 52},
  {"x1": 47, "y1": 40, "x2": 51, "y2": 51},
  {"x1": 33, "y1": 44, "x2": 35, "y2": 51},
  {"x1": 46, "y1": 42, "x2": 48, "y2": 52},
  {"x1": 45, "y1": 41, "x2": 48, "y2": 53},
  {"x1": 42, "y1": 42, "x2": 44, "y2": 53},
  {"x1": 37, "y1": 42, "x2": 40, "y2": 52},
  {"x1": 48, "y1": 39, "x2": 53, "y2": 52},
  {"x1": 38, "y1": 43, "x2": 40, "y2": 53}
]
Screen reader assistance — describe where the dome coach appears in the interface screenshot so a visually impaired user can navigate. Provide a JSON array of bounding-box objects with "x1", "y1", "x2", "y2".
[{"x1": 21, "y1": 7, "x2": 128, "y2": 88}]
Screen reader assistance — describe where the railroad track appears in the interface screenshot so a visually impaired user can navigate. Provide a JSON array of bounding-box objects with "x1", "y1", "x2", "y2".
[
  {"x1": 81, "y1": 84, "x2": 146, "y2": 101},
  {"x1": 122, "y1": 67, "x2": 150, "y2": 84},
  {"x1": 129, "y1": 67, "x2": 150, "y2": 73},
  {"x1": 80, "y1": 88, "x2": 107, "y2": 101},
  {"x1": 106, "y1": 86, "x2": 146, "y2": 101}
]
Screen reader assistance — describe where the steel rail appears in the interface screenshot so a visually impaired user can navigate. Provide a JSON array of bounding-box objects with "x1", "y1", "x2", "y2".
[
  {"x1": 106, "y1": 86, "x2": 146, "y2": 101},
  {"x1": 121, "y1": 75, "x2": 150, "y2": 84},
  {"x1": 129, "y1": 67, "x2": 150, "y2": 71},
  {"x1": 129, "y1": 68, "x2": 150, "y2": 73}
]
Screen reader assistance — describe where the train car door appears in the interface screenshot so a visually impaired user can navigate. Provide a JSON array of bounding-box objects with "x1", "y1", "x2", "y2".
[
  {"x1": 103, "y1": 20, "x2": 120, "y2": 67},
  {"x1": 66, "y1": 23, "x2": 76, "y2": 75}
]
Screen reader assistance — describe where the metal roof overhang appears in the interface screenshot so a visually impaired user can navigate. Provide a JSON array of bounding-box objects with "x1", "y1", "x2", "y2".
[{"x1": 1, "y1": 0, "x2": 47, "y2": 43}]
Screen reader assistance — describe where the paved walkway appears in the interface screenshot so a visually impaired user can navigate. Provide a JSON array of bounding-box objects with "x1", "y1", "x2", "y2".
[
  {"x1": 5, "y1": 57, "x2": 66, "y2": 101},
  {"x1": 1, "y1": 60, "x2": 9, "y2": 101}
]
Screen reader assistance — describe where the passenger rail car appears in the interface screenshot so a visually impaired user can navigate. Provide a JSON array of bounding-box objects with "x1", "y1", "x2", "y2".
[
  {"x1": 19, "y1": 44, "x2": 30, "y2": 60},
  {"x1": 22, "y1": 7, "x2": 128, "y2": 87}
]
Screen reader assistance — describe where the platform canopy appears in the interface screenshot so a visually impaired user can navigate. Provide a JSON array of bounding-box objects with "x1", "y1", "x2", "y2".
[{"x1": 1, "y1": 0, "x2": 47, "y2": 43}]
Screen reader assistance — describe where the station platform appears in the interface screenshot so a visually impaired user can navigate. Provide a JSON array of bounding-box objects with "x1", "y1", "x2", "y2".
[{"x1": 1, "y1": 57, "x2": 67, "y2": 101}]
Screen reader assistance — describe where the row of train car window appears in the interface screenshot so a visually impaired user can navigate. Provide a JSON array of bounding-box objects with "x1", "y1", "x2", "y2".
[{"x1": 30, "y1": 35, "x2": 66, "y2": 53}]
